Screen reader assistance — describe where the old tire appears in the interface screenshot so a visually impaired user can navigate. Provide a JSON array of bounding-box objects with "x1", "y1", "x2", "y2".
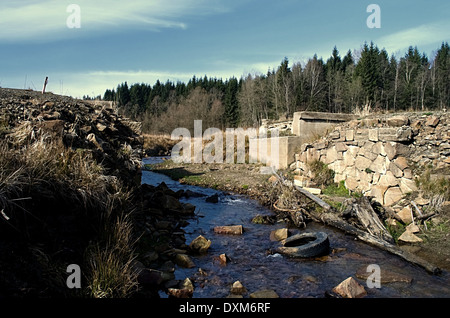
[{"x1": 278, "y1": 232, "x2": 329, "y2": 258}]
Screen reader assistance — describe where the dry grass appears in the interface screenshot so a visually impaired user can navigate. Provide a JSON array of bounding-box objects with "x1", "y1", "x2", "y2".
[{"x1": 0, "y1": 121, "x2": 138, "y2": 298}]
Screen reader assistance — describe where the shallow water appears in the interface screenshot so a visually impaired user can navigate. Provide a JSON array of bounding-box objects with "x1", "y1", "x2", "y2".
[{"x1": 142, "y1": 157, "x2": 450, "y2": 298}]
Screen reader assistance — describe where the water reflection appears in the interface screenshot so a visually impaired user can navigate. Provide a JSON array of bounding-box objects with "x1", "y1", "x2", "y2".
[{"x1": 142, "y1": 157, "x2": 450, "y2": 298}]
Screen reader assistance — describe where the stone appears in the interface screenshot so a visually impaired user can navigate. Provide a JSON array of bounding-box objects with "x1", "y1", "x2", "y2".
[
  {"x1": 345, "y1": 177, "x2": 359, "y2": 192},
  {"x1": 161, "y1": 194, "x2": 184, "y2": 212},
  {"x1": 403, "y1": 169, "x2": 413, "y2": 179},
  {"x1": 294, "y1": 175, "x2": 309, "y2": 187},
  {"x1": 342, "y1": 149, "x2": 357, "y2": 167},
  {"x1": 384, "y1": 142, "x2": 397, "y2": 160},
  {"x1": 345, "y1": 129, "x2": 355, "y2": 141},
  {"x1": 398, "y1": 231, "x2": 423, "y2": 243},
  {"x1": 378, "y1": 171, "x2": 399, "y2": 188},
  {"x1": 387, "y1": 115, "x2": 409, "y2": 127},
  {"x1": 332, "y1": 277, "x2": 367, "y2": 298},
  {"x1": 406, "y1": 223, "x2": 420, "y2": 234},
  {"x1": 249, "y1": 289, "x2": 279, "y2": 298},
  {"x1": 425, "y1": 116, "x2": 440, "y2": 127},
  {"x1": 137, "y1": 268, "x2": 164, "y2": 286},
  {"x1": 399, "y1": 178, "x2": 418, "y2": 194},
  {"x1": 206, "y1": 194, "x2": 219, "y2": 203},
  {"x1": 303, "y1": 187, "x2": 322, "y2": 195},
  {"x1": 372, "y1": 142, "x2": 387, "y2": 156},
  {"x1": 396, "y1": 206, "x2": 413, "y2": 224},
  {"x1": 174, "y1": 254, "x2": 195, "y2": 268},
  {"x1": 396, "y1": 127, "x2": 413, "y2": 142},
  {"x1": 167, "y1": 288, "x2": 193, "y2": 298},
  {"x1": 329, "y1": 130, "x2": 341, "y2": 140},
  {"x1": 189, "y1": 235, "x2": 212, "y2": 254},
  {"x1": 393, "y1": 156, "x2": 409, "y2": 170},
  {"x1": 368, "y1": 128, "x2": 379, "y2": 142},
  {"x1": 415, "y1": 197, "x2": 430, "y2": 206},
  {"x1": 370, "y1": 185, "x2": 388, "y2": 205},
  {"x1": 231, "y1": 281, "x2": 247, "y2": 295},
  {"x1": 355, "y1": 156, "x2": 373, "y2": 171},
  {"x1": 270, "y1": 228, "x2": 289, "y2": 241},
  {"x1": 335, "y1": 142, "x2": 348, "y2": 152},
  {"x1": 371, "y1": 155, "x2": 389, "y2": 174},
  {"x1": 268, "y1": 175, "x2": 278, "y2": 183},
  {"x1": 219, "y1": 253, "x2": 230, "y2": 265},
  {"x1": 182, "y1": 203, "x2": 196, "y2": 214},
  {"x1": 324, "y1": 147, "x2": 340, "y2": 164},
  {"x1": 389, "y1": 162, "x2": 403, "y2": 178},
  {"x1": 384, "y1": 187, "x2": 404, "y2": 207},
  {"x1": 214, "y1": 225, "x2": 243, "y2": 235}
]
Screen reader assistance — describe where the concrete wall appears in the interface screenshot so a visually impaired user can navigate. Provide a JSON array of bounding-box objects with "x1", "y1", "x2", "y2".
[
  {"x1": 292, "y1": 112, "x2": 357, "y2": 141},
  {"x1": 249, "y1": 136, "x2": 303, "y2": 169}
]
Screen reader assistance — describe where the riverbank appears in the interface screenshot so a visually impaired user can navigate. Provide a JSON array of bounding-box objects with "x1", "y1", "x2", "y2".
[{"x1": 147, "y1": 158, "x2": 450, "y2": 273}]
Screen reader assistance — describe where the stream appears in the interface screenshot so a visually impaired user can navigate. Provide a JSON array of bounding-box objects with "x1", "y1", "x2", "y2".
[{"x1": 142, "y1": 157, "x2": 450, "y2": 298}]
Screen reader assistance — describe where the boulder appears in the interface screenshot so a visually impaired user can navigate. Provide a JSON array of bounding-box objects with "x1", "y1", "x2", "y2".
[
  {"x1": 189, "y1": 235, "x2": 211, "y2": 254},
  {"x1": 406, "y1": 223, "x2": 420, "y2": 234},
  {"x1": 384, "y1": 187, "x2": 404, "y2": 207},
  {"x1": 249, "y1": 289, "x2": 279, "y2": 298},
  {"x1": 231, "y1": 281, "x2": 247, "y2": 295},
  {"x1": 214, "y1": 225, "x2": 243, "y2": 235},
  {"x1": 206, "y1": 194, "x2": 219, "y2": 203},
  {"x1": 174, "y1": 254, "x2": 195, "y2": 268},
  {"x1": 398, "y1": 231, "x2": 423, "y2": 243},
  {"x1": 387, "y1": 115, "x2": 409, "y2": 127},
  {"x1": 332, "y1": 277, "x2": 367, "y2": 298},
  {"x1": 425, "y1": 116, "x2": 440, "y2": 127},
  {"x1": 396, "y1": 206, "x2": 413, "y2": 224},
  {"x1": 270, "y1": 228, "x2": 289, "y2": 241}
]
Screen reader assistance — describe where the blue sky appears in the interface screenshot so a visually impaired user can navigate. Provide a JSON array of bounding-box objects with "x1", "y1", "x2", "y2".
[{"x1": 1, "y1": 0, "x2": 449, "y2": 98}]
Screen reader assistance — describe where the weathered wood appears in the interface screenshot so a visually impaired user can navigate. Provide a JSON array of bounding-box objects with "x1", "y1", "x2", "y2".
[
  {"x1": 294, "y1": 185, "x2": 332, "y2": 211},
  {"x1": 352, "y1": 197, "x2": 394, "y2": 243}
]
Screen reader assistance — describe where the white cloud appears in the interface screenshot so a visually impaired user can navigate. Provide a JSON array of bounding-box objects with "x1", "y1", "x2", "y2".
[
  {"x1": 0, "y1": 0, "x2": 227, "y2": 42},
  {"x1": 377, "y1": 20, "x2": 450, "y2": 55}
]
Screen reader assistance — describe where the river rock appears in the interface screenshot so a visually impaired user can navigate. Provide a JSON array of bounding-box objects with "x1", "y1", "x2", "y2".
[
  {"x1": 189, "y1": 235, "x2": 211, "y2": 254},
  {"x1": 206, "y1": 194, "x2": 219, "y2": 203},
  {"x1": 249, "y1": 289, "x2": 279, "y2": 298},
  {"x1": 174, "y1": 253, "x2": 195, "y2": 268},
  {"x1": 214, "y1": 225, "x2": 243, "y2": 235},
  {"x1": 332, "y1": 277, "x2": 367, "y2": 298},
  {"x1": 270, "y1": 228, "x2": 289, "y2": 241},
  {"x1": 230, "y1": 281, "x2": 247, "y2": 295}
]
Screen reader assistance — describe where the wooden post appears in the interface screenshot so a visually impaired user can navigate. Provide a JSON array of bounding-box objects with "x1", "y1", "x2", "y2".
[{"x1": 42, "y1": 77, "x2": 48, "y2": 94}]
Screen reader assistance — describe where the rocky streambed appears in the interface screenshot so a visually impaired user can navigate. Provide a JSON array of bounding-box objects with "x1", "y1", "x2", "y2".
[{"x1": 137, "y1": 157, "x2": 450, "y2": 298}]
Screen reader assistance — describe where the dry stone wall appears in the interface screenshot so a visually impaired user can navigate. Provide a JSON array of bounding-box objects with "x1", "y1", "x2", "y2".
[{"x1": 294, "y1": 112, "x2": 450, "y2": 207}]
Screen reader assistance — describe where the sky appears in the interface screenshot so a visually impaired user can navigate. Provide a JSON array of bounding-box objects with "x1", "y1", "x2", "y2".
[{"x1": 0, "y1": 0, "x2": 449, "y2": 98}]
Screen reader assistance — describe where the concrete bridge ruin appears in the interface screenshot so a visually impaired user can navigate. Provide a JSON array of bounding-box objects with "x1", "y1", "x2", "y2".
[{"x1": 258, "y1": 112, "x2": 356, "y2": 169}]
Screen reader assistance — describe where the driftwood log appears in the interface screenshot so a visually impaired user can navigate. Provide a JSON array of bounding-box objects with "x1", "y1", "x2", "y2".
[{"x1": 273, "y1": 173, "x2": 441, "y2": 275}]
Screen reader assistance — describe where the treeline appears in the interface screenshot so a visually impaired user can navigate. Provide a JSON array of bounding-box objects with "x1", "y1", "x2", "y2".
[{"x1": 103, "y1": 42, "x2": 450, "y2": 134}]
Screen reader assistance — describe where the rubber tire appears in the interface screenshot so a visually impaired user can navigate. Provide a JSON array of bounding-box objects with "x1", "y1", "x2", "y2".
[{"x1": 279, "y1": 232, "x2": 330, "y2": 258}]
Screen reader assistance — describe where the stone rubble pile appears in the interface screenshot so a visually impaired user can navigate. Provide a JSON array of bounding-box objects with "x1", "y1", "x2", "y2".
[{"x1": 0, "y1": 88, "x2": 143, "y2": 186}]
